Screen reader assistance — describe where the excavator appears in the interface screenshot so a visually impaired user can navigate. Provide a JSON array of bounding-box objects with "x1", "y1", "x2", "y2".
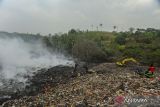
[
  {"x1": 116, "y1": 57, "x2": 155, "y2": 78},
  {"x1": 116, "y1": 57, "x2": 138, "y2": 67}
]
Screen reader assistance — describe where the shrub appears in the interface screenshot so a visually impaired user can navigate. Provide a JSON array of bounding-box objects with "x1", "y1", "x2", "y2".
[
  {"x1": 115, "y1": 35, "x2": 126, "y2": 45},
  {"x1": 123, "y1": 47, "x2": 142, "y2": 59},
  {"x1": 72, "y1": 40, "x2": 106, "y2": 62}
]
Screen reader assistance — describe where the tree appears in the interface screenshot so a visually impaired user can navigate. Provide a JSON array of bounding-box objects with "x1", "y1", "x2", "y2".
[
  {"x1": 96, "y1": 26, "x2": 99, "y2": 31},
  {"x1": 157, "y1": 30, "x2": 160, "y2": 37},
  {"x1": 99, "y1": 24, "x2": 103, "y2": 31},
  {"x1": 91, "y1": 25, "x2": 94, "y2": 31},
  {"x1": 68, "y1": 29, "x2": 77, "y2": 34},
  {"x1": 115, "y1": 34, "x2": 126, "y2": 45},
  {"x1": 43, "y1": 37, "x2": 52, "y2": 47},
  {"x1": 113, "y1": 26, "x2": 117, "y2": 32},
  {"x1": 72, "y1": 40, "x2": 106, "y2": 62},
  {"x1": 129, "y1": 27, "x2": 135, "y2": 33}
]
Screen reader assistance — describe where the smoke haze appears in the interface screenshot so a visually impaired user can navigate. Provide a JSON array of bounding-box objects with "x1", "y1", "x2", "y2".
[{"x1": 0, "y1": 35, "x2": 73, "y2": 85}]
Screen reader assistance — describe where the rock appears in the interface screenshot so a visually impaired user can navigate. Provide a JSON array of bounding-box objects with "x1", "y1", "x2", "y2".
[
  {"x1": 88, "y1": 69, "x2": 96, "y2": 73},
  {"x1": 76, "y1": 99, "x2": 88, "y2": 107}
]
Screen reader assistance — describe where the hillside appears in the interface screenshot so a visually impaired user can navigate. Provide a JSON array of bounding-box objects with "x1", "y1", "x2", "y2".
[
  {"x1": 0, "y1": 32, "x2": 43, "y2": 43},
  {"x1": 43, "y1": 28, "x2": 160, "y2": 65},
  {"x1": 1, "y1": 29, "x2": 160, "y2": 65}
]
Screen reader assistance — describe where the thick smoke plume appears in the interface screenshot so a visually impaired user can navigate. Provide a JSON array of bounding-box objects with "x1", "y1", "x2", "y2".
[{"x1": 0, "y1": 36, "x2": 73, "y2": 86}]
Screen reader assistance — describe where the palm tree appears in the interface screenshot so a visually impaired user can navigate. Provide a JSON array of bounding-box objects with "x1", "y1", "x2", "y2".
[
  {"x1": 113, "y1": 26, "x2": 117, "y2": 32},
  {"x1": 99, "y1": 24, "x2": 103, "y2": 31},
  {"x1": 91, "y1": 25, "x2": 94, "y2": 31},
  {"x1": 96, "y1": 26, "x2": 99, "y2": 31}
]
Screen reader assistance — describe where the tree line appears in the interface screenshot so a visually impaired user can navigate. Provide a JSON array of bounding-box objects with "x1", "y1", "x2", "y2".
[{"x1": 1, "y1": 28, "x2": 160, "y2": 65}]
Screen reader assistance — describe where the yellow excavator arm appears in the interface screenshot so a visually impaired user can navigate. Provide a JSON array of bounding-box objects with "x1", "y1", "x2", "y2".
[{"x1": 116, "y1": 58, "x2": 138, "y2": 66}]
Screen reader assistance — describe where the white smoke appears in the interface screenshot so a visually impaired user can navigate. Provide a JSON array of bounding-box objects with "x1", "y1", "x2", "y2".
[{"x1": 0, "y1": 36, "x2": 73, "y2": 81}]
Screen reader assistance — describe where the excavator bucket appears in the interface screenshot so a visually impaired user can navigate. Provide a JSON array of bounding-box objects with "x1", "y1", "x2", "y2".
[{"x1": 116, "y1": 62, "x2": 123, "y2": 66}]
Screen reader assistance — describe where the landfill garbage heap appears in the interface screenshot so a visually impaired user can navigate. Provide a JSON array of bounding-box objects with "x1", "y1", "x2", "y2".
[{"x1": 2, "y1": 63, "x2": 160, "y2": 107}]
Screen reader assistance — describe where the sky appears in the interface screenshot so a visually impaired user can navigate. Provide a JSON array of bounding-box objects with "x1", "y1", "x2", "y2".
[{"x1": 0, "y1": 0, "x2": 160, "y2": 35}]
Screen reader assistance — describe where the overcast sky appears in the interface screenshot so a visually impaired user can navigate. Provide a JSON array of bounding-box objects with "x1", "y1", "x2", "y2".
[{"x1": 0, "y1": 0, "x2": 160, "y2": 34}]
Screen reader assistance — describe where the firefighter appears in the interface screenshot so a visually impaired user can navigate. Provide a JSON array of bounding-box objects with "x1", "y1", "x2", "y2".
[
  {"x1": 148, "y1": 64, "x2": 155, "y2": 74},
  {"x1": 145, "y1": 64, "x2": 155, "y2": 78}
]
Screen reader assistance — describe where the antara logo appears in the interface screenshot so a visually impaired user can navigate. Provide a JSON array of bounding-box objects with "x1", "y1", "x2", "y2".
[{"x1": 114, "y1": 96, "x2": 125, "y2": 105}]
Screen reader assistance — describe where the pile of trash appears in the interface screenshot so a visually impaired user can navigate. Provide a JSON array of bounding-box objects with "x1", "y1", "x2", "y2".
[{"x1": 2, "y1": 63, "x2": 160, "y2": 107}]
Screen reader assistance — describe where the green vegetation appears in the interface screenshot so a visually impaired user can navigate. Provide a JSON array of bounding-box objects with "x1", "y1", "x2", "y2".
[
  {"x1": 43, "y1": 30, "x2": 115, "y2": 62},
  {"x1": 1, "y1": 28, "x2": 160, "y2": 65},
  {"x1": 43, "y1": 28, "x2": 160, "y2": 65}
]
